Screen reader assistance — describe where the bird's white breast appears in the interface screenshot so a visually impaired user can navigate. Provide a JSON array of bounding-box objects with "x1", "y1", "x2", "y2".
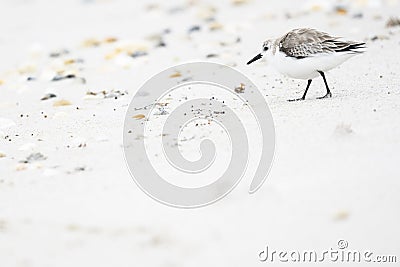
[{"x1": 270, "y1": 51, "x2": 355, "y2": 80}]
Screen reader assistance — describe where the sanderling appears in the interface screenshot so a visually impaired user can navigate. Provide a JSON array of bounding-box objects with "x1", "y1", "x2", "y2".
[{"x1": 247, "y1": 28, "x2": 366, "y2": 101}]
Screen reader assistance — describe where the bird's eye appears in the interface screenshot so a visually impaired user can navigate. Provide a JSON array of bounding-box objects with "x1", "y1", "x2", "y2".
[{"x1": 263, "y1": 46, "x2": 269, "y2": 51}]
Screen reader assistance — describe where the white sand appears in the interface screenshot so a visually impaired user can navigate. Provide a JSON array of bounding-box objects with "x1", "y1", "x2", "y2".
[{"x1": 1, "y1": 0, "x2": 400, "y2": 266}]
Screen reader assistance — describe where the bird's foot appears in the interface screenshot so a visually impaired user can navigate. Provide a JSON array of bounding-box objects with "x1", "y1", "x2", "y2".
[
  {"x1": 316, "y1": 92, "x2": 332, "y2": 99},
  {"x1": 288, "y1": 97, "x2": 305, "y2": 102}
]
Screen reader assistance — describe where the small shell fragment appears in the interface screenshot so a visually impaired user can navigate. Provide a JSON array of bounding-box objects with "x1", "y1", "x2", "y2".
[
  {"x1": 234, "y1": 83, "x2": 246, "y2": 93},
  {"x1": 169, "y1": 72, "x2": 182, "y2": 78},
  {"x1": 41, "y1": 93, "x2": 57, "y2": 101},
  {"x1": 132, "y1": 114, "x2": 145, "y2": 120},
  {"x1": 21, "y1": 152, "x2": 47, "y2": 163},
  {"x1": 209, "y1": 22, "x2": 223, "y2": 31},
  {"x1": 53, "y1": 99, "x2": 72, "y2": 107},
  {"x1": 104, "y1": 37, "x2": 118, "y2": 43}
]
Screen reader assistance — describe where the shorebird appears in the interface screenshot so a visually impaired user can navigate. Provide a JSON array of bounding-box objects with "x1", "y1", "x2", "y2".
[{"x1": 247, "y1": 28, "x2": 365, "y2": 101}]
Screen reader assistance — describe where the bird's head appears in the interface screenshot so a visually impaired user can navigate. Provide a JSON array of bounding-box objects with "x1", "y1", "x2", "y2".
[{"x1": 247, "y1": 39, "x2": 273, "y2": 65}]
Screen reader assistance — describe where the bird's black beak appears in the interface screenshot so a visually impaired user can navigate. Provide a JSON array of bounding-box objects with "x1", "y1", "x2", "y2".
[{"x1": 247, "y1": 53, "x2": 262, "y2": 65}]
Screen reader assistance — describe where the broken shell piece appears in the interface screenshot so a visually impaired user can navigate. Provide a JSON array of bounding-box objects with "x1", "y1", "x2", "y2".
[
  {"x1": 41, "y1": 93, "x2": 57, "y2": 101},
  {"x1": 206, "y1": 54, "x2": 218, "y2": 58},
  {"x1": 188, "y1": 25, "x2": 201, "y2": 33},
  {"x1": 234, "y1": 83, "x2": 245, "y2": 93},
  {"x1": 21, "y1": 152, "x2": 47, "y2": 163},
  {"x1": 130, "y1": 51, "x2": 148, "y2": 58},
  {"x1": 82, "y1": 38, "x2": 101, "y2": 47},
  {"x1": 15, "y1": 163, "x2": 28, "y2": 171},
  {"x1": 49, "y1": 49, "x2": 69, "y2": 58},
  {"x1": 370, "y1": 35, "x2": 389, "y2": 41},
  {"x1": 209, "y1": 22, "x2": 223, "y2": 31},
  {"x1": 196, "y1": 5, "x2": 217, "y2": 20},
  {"x1": 104, "y1": 37, "x2": 118, "y2": 43},
  {"x1": 63, "y1": 59, "x2": 84, "y2": 65},
  {"x1": 132, "y1": 114, "x2": 145, "y2": 120},
  {"x1": 231, "y1": 0, "x2": 249, "y2": 6},
  {"x1": 53, "y1": 99, "x2": 72, "y2": 107},
  {"x1": 103, "y1": 90, "x2": 128, "y2": 99},
  {"x1": 51, "y1": 74, "x2": 76, "y2": 81},
  {"x1": 169, "y1": 71, "x2": 182, "y2": 78},
  {"x1": 18, "y1": 63, "x2": 37, "y2": 74},
  {"x1": 0, "y1": 152, "x2": 6, "y2": 158},
  {"x1": 334, "y1": 6, "x2": 348, "y2": 15},
  {"x1": 334, "y1": 211, "x2": 349, "y2": 221},
  {"x1": 85, "y1": 90, "x2": 127, "y2": 99}
]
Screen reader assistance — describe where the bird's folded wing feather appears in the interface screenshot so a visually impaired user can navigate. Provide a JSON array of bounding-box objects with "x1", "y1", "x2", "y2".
[{"x1": 279, "y1": 28, "x2": 365, "y2": 58}]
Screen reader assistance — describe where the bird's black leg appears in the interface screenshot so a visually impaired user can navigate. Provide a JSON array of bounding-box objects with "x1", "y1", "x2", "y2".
[
  {"x1": 288, "y1": 79, "x2": 312, "y2": 102},
  {"x1": 317, "y1": 71, "x2": 332, "y2": 99}
]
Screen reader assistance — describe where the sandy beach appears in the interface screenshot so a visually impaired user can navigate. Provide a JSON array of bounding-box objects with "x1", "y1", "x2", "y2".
[{"x1": 1, "y1": 0, "x2": 400, "y2": 266}]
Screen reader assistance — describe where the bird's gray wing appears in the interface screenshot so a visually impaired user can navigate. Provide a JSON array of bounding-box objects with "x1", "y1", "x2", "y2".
[{"x1": 280, "y1": 28, "x2": 365, "y2": 58}]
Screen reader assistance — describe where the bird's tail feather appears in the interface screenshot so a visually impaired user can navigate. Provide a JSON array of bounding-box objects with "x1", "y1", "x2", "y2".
[{"x1": 336, "y1": 42, "x2": 366, "y2": 54}]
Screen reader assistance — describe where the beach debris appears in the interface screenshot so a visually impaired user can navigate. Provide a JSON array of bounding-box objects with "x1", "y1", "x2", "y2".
[
  {"x1": 51, "y1": 74, "x2": 76, "y2": 81},
  {"x1": 49, "y1": 49, "x2": 69, "y2": 58},
  {"x1": 66, "y1": 166, "x2": 88, "y2": 174},
  {"x1": 82, "y1": 38, "x2": 101, "y2": 47},
  {"x1": 153, "y1": 106, "x2": 169, "y2": 115},
  {"x1": 63, "y1": 58, "x2": 84, "y2": 65},
  {"x1": 133, "y1": 103, "x2": 154, "y2": 111},
  {"x1": 370, "y1": 35, "x2": 389, "y2": 41},
  {"x1": 18, "y1": 63, "x2": 36, "y2": 74},
  {"x1": 104, "y1": 37, "x2": 118, "y2": 43},
  {"x1": 74, "y1": 166, "x2": 86, "y2": 172},
  {"x1": 188, "y1": 25, "x2": 201, "y2": 33},
  {"x1": 0, "y1": 152, "x2": 6, "y2": 158},
  {"x1": 220, "y1": 37, "x2": 241, "y2": 46},
  {"x1": 334, "y1": 211, "x2": 349, "y2": 221},
  {"x1": 104, "y1": 90, "x2": 128, "y2": 99},
  {"x1": 231, "y1": 0, "x2": 249, "y2": 6},
  {"x1": 386, "y1": 16, "x2": 400, "y2": 28},
  {"x1": 15, "y1": 163, "x2": 28, "y2": 171},
  {"x1": 155, "y1": 39, "x2": 167, "y2": 47},
  {"x1": 41, "y1": 93, "x2": 57, "y2": 101},
  {"x1": 209, "y1": 22, "x2": 223, "y2": 31},
  {"x1": 169, "y1": 71, "x2": 182, "y2": 78},
  {"x1": 130, "y1": 51, "x2": 148, "y2": 58},
  {"x1": 206, "y1": 53, "x2": 218, "y2": 58},
  {"x1": 53, "y1": 99, "x2": 72, "y2": 107},
  {"x1": 21, "y1": 152, "x2": 47, "y2": 163},
  {"x1": 78, "y1": 143, "x2": 86, "y2": 148},
  {"x1": 86, "y1": 89, "x2": 127, "y2": 99},
  {"x1": 234, "y1": 83, "x2": 246, "y2": 93},
  {"x1": 334, "y1": 5, "x2": 348, "y2": 15},
  {"x1": 132, "y1": 114, "x2": 145, "y2": 120},
  {"x1": 105, "y1": 43, "x2": 149, "y2": 60}
]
